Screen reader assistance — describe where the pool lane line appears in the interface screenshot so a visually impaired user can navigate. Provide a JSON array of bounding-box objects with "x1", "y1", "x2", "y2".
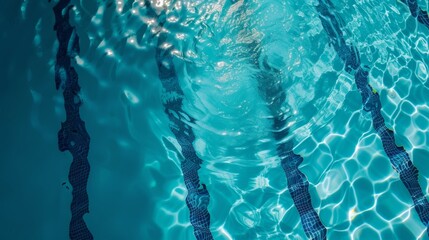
[
  {"x1": 255, "y1": 53, "x2": 327, "y2": 239},
  {"x1": 52, "y1": 0, "x2": 93, "y2": 239},
  {"x1": 227, "y1": 1, "x2": 326, "y2": 237},
  {"x1": 315, "y1": 0, "x2": 429, "y2": 235},
  {"x1": 399, "y1": 0, "x2": 429, "y2": 30},
  {"x1": 153, "y1": 12, "x2": 214, "y2": 240}
]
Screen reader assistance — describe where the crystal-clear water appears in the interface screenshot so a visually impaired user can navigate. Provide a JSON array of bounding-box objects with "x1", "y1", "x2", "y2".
[{"x1": 1, "y1": 0, "x2": 429, "y2": 239}]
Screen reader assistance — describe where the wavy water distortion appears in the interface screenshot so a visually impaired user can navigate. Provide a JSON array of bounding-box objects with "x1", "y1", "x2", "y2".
[
  {"x1": 400, "y1": 0, "x2": 429, "y2": 30},
  {"x1": 225, "y1": 1, "x2": 327, "y2": 237},
  {"x1": 255, "y1": 54, "x2": 327, "y2": 239},
  {"x1": 316, "y1": 0, "x2": 429, "y2": 235},
  {"x1": 52, "y1": 0, "x2": 93, "y2": 239},
  {"x1": 154, "y1": 16, "x2": 214, "y2": 240}
]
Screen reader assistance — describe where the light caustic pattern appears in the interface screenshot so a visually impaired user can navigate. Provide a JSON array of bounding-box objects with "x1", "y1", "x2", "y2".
[
  {"x1": 154, "y1": 5, "x2": 214, "y2": 238},
  {"x1": 315, "y1": 0, "x2": 429, "y2": 238},
  {"x1": 47, "y1": 0, "x2": 429, "y2": 239}
]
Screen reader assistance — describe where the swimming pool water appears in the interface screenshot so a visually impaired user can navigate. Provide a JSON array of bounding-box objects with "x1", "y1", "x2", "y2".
[{"x1": 1, "y1": 0, "x2": 429, "y2": 239}]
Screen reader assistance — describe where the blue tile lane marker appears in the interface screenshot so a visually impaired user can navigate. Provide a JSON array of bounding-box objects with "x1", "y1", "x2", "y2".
[
  {"x1": 52, "y1": 0, "x2": 93, "y2": 239},
  {"x1": 256, "y1": 53, "x2": 327, "y2": 239},
  {"x1": 155, "y1": 19, "x2": 214, "y2": 240},
  {"x1": 316, "y1": 0, "x2": 429, "y2": 235},
  {"x1": 400, "y1": 0, "x2": 429, "y2": 30}
]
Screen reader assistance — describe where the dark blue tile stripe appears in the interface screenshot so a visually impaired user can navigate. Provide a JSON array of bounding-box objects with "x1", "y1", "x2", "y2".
[
  {"x1": 316, "y1": 0, "x2": 429, "y2": 235},
  {"x1": 274, "y1": 114, "x2": 327, "y2": 240},
  {"x1": 400, "y1": 0, "x2": 429, "y2": 30},
  {"x1": 257, "y1": 58, "x2": 327, "y2": 239},
  {"x1": 155, "y1": 30, "x2": 214, "y2": 240},
  {"x1": 52, "y1": 0, "x2": 93, "y2": 239}
]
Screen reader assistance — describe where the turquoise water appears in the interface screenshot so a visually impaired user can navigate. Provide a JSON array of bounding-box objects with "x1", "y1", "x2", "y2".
[{"x1": 1, "y1": 0, "x2": 429, "y2": 239}]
